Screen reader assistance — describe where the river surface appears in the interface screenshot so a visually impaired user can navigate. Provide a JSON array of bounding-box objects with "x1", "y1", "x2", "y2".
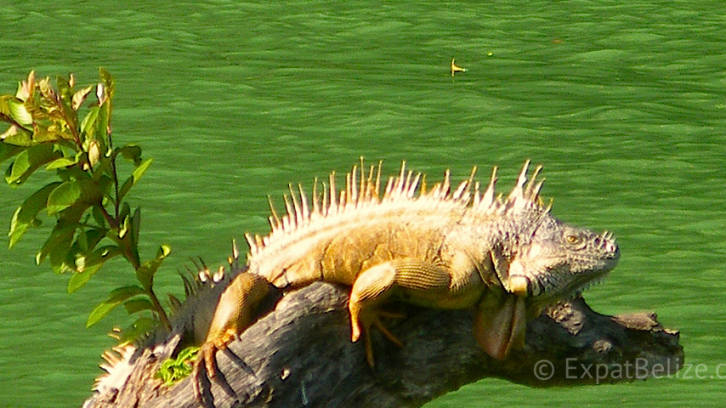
[{"x1": 0, "y1": 1, "x2": 724, "y2": 407}]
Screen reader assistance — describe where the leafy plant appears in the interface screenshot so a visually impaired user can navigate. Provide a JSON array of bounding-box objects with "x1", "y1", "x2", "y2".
[
  {"x1": 0, "y1": 69, "x2": 171, "y2": 339},
  {"x1": 156, "y1": 346, "x2": 200, "y2": 386}
]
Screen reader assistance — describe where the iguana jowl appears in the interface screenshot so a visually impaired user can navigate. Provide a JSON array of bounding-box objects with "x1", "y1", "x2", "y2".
[{"x1": 195, "y1": 160, "x2": 620, "y2": 393}]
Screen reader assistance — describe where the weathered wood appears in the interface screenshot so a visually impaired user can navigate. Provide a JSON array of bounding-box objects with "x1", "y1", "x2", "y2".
[{"x1": 83, "y1": 282, "x2": 683, "y2": 408}]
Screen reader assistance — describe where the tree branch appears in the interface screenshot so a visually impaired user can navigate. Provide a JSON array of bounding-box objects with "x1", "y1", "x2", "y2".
[{"x1": 83, "y1": 282, "x2": 683, "y2": 408}]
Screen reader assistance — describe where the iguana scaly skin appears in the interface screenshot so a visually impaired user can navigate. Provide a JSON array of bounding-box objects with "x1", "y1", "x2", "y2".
[{"x1": 193, "y1": 160, "x2": 620, "y2": 401}]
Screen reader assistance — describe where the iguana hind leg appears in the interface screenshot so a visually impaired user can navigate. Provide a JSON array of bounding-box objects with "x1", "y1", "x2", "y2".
[
  {"x1": 193, "y1": 273, "x2": 276, "y2": 405},
  {"x1": 348, "y1": 259, "x2": 455, "y2": 366}
]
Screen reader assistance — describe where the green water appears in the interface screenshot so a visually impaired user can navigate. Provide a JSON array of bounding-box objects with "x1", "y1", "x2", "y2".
[{"x1": 1, "y1": 1, "x2": 724, "y2": 407}]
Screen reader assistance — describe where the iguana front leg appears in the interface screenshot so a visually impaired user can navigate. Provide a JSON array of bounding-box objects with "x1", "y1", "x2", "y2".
[
  {"x1": 349, "y1": 258, "x2": 528, "y2": 365},
  {"x1": 348, "y1": 259, "x2": 464, "y2": 366},
  {"x1": 193, "y1": 273, "x2": 275, "y2": 406}
]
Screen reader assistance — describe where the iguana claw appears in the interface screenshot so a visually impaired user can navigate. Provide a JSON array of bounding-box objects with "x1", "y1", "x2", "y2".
[
  {"x1": 193, "y1": 334, "x2": 239, "y2": 407},
  {"x1": 351, "y1": 307, "x2": 405, "y2": 367}
]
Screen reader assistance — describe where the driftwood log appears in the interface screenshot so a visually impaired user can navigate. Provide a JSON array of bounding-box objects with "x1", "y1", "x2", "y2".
[{"x1": 84, "y1": 281, "x2": 683, "y2": 408}]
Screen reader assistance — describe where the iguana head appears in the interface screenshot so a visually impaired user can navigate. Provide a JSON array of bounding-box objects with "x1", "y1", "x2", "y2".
[
  {"x1": 475, "y1": 162, "x2": 619, "y2": 360},
  {"x1": 486, "y1": 162, "x2": 620, "y2": 307},
  {"x1": 504, "y1": 217, "x2": 619, "y2": 306}
]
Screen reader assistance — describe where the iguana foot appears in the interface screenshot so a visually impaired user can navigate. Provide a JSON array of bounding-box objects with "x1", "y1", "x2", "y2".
[
  {"x1": 193, "y1": 331, "x2": 238, "y2": 407},
  {"x1": 349, "y1": 259, "x2": 458, "y2": 366},
  {"x1": 350, "y1": 307, "x2": 404, "y2": 367}
]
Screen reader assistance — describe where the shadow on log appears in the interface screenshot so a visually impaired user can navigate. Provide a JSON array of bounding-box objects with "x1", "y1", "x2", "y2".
[{"x1": 84, "y1": 282, "x2": 683, "y2": 408}]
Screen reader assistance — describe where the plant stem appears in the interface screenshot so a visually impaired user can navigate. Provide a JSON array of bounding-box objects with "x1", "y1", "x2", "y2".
[{"x1": 146, "y1": 286, "x2": 170, "y2": 330}]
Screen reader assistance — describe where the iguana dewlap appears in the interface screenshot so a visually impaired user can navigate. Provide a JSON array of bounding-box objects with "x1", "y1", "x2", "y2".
[{"x1": 197, "y1": 160, "x2": 619, "y2": 379}]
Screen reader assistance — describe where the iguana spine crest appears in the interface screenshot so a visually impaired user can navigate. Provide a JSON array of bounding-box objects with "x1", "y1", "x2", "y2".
[{"x1": 245, "y1": 160, "x2": 545, "y2": 259}]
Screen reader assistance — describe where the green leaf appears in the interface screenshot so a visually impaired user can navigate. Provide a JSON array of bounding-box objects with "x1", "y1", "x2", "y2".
[
  {"x1": 6, "y1": 98, "x2": 32, "y2": 129},
  {"x1": 8, "y1": 182, "x2": 62, "y2": 248},
  {"x1": 156, "y1": 244, "x2": 171, "y2": 259},
  {"x1": 117, "y1": 317, "x2": 158, "y2": 343},
  {"x1": 47, "y1": 180, "x2": 102, "y2": 215},
  {"x1": 86, "y1": 285, "x2": 144, "y2": 327},
  {"x1": 0, "y1": 142, "x2": 23, "y2": 165},
  {"x1": 67, "y1": 262, "x2": 103, "y2": 292},
  {"x1": 0, "y1": 95, "x2": 14, "y2": 120},
  {"x1": 1, "y1": 125, "x2": 34, "y2": 146},
  {"x1": 36, "y1": 220, "x2": 80, "y2": 266},
  {"x1": 96, "y1": 173, "x2": 114, "y2": 198},
  {"x1": 117, "y1": 203, "x2": 132, "y2": 244},
  {"x1": 99, "y1": 68, "x2": 115, "y2": 99},
  {"x1": 124, "y1": 298, "x2": 154, "y2": 314},
  {"x1": 6, "y1": 143, "x2": 61, "y2": 185},
  {"x1": 92, "y1": 205, "x2": 107, "y2": 227},
  {"x1": 119, "y1": 202, "x2": 131, "y2": 221},
  {"x1": 118, "y1": 158, "x2": 152, "y2": 201},
  {"x1": 80, "y1": 106, "x2": 99, "y2": 143},
  {"x1": 136, "y1": 244, "x2": 171, "y2": 291},
  {"x1": 96, "y1": 99, "x2": 110, "y2": 150},
  {"x1": 72, "y1": 85, "x2": 93, "y2": 111},
  {"x1": 156, "y1": 346, "x2": 199, "y2": 386},
  {"x1": 45, "y1": 156, "x2": 79, "y2": 170},
  {"x1": 56, "y1": 75, "x2": 72, "y2": 102},
  {"x1": 76, "y1": 228, "x2": 106, "y2": 253},
  {"x1": 68, "y1": 245, "x2": 123, "y2": 292},
  {"x1": 116, "y1": 144, "x2": 142, "y2": 165},
  {"x1": 119, "y1": 216, "x2": 129, "y2": 239}
]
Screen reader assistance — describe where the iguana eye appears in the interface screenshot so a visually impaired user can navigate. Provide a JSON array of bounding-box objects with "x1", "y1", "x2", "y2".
[{"x1": 566, "y1": 234, "x2": 581, "y2": 245}]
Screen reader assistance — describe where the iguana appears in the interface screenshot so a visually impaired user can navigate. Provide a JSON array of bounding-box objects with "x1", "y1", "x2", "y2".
[
  {"x1": 191, "y1": 160, "x2": 620, "y2": 403},
  {"x1": 86, "y1": 160, "x2": 619, "y2": 407}
]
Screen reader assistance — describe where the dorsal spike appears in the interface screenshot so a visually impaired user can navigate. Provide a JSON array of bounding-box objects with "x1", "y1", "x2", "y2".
[
  {"x1": 232, "y1": 239, "x2": 240, "y2": 260},
  {"x1": 453, "y1": 180, "x2": 468, "y2": 201},
  {"x1": 375, "y1": 161, "x2": 383, "y2": 197},
  {"x1": 473, "y1": 181, "x2": 481, "y2": 206},
  {"x1": 283, "y1": 194, "x2": 295, "y2": 224},
  {"x1": 507, "y1": 160, "x2": 531, "y2": 204},
  {"x1": 363, "y1": 164, "x2": 374, "y2": 200},
  {"x1": 288, "y1": 184, "x2": 304, "y2": 226},
  {"x1": 396, "y1": 162, "x2": 407, "y2": 195},
  {"x1": 442, "y1": 169, "x2": 451, "y2": 197},
  {"x1": 213, "y1": 266, "x2": 225, "y2": 283},
  {"x1": 298, "y1": 184, "x2": 309, "y2": 222},
  {"x1": 312, "y1": 177, "x2": 320, "y2": 215},
  {"x1": 384, "y1": 176, "x2": 395, "y2": 198},
  {"x1": 196, "y1": 256, "x2": 207, "y2": 271},
  {"x1": 244, "y1": 233, "x2": 257, "y2": 254},
  {"x1": 321, "y1": 182, "x2": 329, "y2": 216},
  {"x1": 464, "y1": 166, "x2": 478, "y2": 199},
  {"x1": 545, "y1": 198, "x2": 554, "y2": 213},
  {"x1": 404, "y1": 170, "x2": 414, "y2": 196},
  {"x1": 359, "y1": 157, "x2": 365, "y2": 202},
  {"x1": 451, "y1": 166, "x2": 476, "y2": 201},
  {"x1": 529, "y1": 179, "x2": 545, "y2": 203},
  {"x1": 408, "y1": 173, "x2": 421, "y2": 197},
  {"x1": 482, "y1": 166, "x2": 498, "y2": 207},
  {"x1": 349, "y1": 167, "x2": 358, "y2": 204},
  {"x1": 524, "y1": 164, "x2": 543, "y2": 201},
  {"x1": 329, "y1": 171, "x2": 337, "y2": 213},
  {"x1": 430, "y1": 182, "x2": 442, "y2": 199},
  {"x1": 267, "y1": 196, "x2": 281, "y2": 228},
  {"x1": 420, "y1": 174, "x2": 427, "y2": 195}
]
